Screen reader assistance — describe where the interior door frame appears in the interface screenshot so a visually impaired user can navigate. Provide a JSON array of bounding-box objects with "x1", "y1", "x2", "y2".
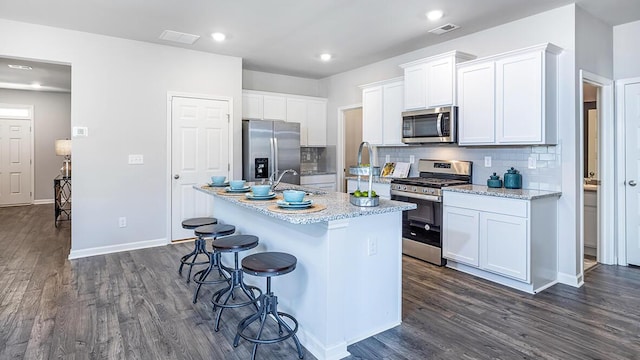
[
  {"x1": 615, "y1": 76, "x2": 640, "y2": 266},
  {"x1": 165, "y1": 92, "x2": 234, "y2": 244},
  {"x1": 336, "y1": 103, "x2": 362, "y2": 193},
  {"x1": 0, "y1": 103, "x2": 35, "y2": 206}
]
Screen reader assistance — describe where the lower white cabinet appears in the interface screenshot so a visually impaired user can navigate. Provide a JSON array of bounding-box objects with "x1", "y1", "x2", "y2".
[
  {"x1": 346, "y1": 179, "x2": 390, "y2": 200},
  {"x1": 301, "y1": 174, "x2": 336, "y2": 192},
  {"x1": 443, "y1": 190, "x2": 558, "y2": 293}
]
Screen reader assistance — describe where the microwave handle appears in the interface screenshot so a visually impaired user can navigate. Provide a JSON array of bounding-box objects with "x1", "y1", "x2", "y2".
[{"x1": 436, "y1": 113, "x2": 443, "y2": 137}]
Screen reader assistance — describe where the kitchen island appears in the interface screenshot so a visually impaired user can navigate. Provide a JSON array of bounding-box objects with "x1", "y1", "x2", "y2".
[{"x1": 195, "y1": 184, "x2": 415, "y2": 360}]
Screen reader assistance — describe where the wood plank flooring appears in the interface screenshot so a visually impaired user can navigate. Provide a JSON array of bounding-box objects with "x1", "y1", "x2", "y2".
[{"x1": 1, "y1": 204, "x2": 639, "y2": 359}]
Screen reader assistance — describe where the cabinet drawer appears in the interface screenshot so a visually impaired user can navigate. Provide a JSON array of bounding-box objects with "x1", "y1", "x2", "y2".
[
  {"x1": 444, "y1": 191, "x2": 527, "y2": 217},
  {"x1": 301, "y1": 174, "x2": 336, "y2": 185}
]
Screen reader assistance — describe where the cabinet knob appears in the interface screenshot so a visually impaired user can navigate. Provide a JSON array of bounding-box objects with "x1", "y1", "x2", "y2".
[
  {"x1": 629, "y1": 180, "x2": 637, "y2": 187},
  {"x1": 174, "y1": 174, "x2": 180, "y2": 179}
]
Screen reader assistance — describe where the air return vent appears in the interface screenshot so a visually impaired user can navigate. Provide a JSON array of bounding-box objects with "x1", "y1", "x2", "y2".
[
  {"x1": 428, "y1": 23, "x2": 460, "y2": 35},
  {"x1": 158, "y1": 30, "x2": 200, "y2": 45}
]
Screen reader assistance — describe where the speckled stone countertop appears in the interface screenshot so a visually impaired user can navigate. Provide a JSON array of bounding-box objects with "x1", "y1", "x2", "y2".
[
  {"x1": 345, "y1": 176, "x2": 393, "y2": 184},
  {"x1": 195, "y1": 183, "x2": 415, "y2": 225},
  {"x1": 444, "y1": 184, "x2": 562, "y2": 200}
]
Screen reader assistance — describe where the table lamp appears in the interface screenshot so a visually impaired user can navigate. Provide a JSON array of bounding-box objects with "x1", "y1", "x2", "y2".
[{"x1": 55, "y1": 139, "x2": 72, "y2": 178}]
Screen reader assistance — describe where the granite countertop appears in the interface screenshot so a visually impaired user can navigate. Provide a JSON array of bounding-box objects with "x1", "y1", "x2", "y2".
[
  {"x1": 195, "y1": 183, "x2": 415, "y2": 225},
  {"x1": 444, "y1": 184, "x2": 562, "y2": 200},
  {"x1": 345, "y1": 176, "x2": 393, "y2": 184}
]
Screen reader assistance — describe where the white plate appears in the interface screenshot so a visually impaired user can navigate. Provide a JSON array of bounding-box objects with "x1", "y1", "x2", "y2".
[
  {"x1": 245, "y1": 192, "x2": 276, "y2": 200},
  {"x1": 277, "y1": 199, "x2": 313, "y2": 208},
  {"x1": 208, "y1": 182, "x2": 229, "y2": 187},
  {"x1": 225, "y1": 186, "x2": 251, "y2": 193}
]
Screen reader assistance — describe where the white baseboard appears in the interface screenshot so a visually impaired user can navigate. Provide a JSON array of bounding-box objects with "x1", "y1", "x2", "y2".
[
  {"x1": 297, "y1": 328, "x2": 350, "y2": 360},
  {"x1": 34, "y1": 199, "x2": 54, "y2": 205},
  {"x1": 557, "y1": 271, "x2": 583, "y2": 287},
  {"x1": 68, "y1": 238, "x2": 167, "y2": 259}
]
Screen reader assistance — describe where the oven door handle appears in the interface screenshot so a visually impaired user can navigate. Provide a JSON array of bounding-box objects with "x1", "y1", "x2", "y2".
[{"x1": 391, "y1": 189, "x2": 441, "y2": 202}]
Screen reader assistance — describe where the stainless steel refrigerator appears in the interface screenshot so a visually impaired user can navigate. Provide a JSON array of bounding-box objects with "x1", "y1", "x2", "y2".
[{"x1": 242, "y1": 119, "x2": 300, "y2": 185}]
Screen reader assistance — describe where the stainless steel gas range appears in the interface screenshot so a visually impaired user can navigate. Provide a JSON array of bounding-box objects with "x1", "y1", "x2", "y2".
[{"x1": 390, "y1": 159, "x2": 472, "y2": 266}]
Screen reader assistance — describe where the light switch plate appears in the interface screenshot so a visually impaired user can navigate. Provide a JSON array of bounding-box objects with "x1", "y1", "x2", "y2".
[
  {"x1": 528, "y1": 156, "x2": 537, "y2": 169},
  {"x1": 385, "y1": 155, "x2": 390, "y2": 163},
  {"x1": 484, "y1": 156, "x2": 492, "y2": 167},
  {"x1": 409, "y1": 155, "x2": 415, "y2": 164},
  {"x1": 128, "y1": 154, "x2": 144, "y2": 165},
  {"x1": 72, "y1": 126, "x2": 88, "y2": 137}
]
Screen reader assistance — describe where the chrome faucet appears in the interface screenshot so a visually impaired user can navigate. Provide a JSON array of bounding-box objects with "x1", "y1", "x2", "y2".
[{"x1": 269, "y1": 169, "x2": 298, "y2": 191}]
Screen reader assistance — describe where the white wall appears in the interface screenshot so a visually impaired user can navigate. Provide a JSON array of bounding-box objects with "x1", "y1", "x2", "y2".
[
  {"x1": 243, "y1": 69, "x2": 323, "y2": 97},
  {"x1": 321, "y1": 4, "x2": 582, "y2": 284},
  {"x1": 576, "y1": 7, "x2": 614, "y2": 79},
  {"x1": 613, "y1": 20, "x2": 640, "y2": 79},
  {"x1": 0, "y1": 89, "x2": 71, "y2": 200},
  {"x1": 0, "y1": 19, "x2": 242, "y2": 253}
]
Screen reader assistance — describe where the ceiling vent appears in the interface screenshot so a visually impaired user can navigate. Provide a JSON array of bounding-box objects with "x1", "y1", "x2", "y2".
[
  {"x1": 428, "y1": 23, "x2": 460, "y2": 35},
  {"x1": 159, "y1": 30, "x2": 200, "y2": 45}
]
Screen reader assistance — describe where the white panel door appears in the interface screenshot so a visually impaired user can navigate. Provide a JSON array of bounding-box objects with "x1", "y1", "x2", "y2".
[
  {"x1": 171, "y1": 97, "x2": 229, "y2": 241},
  {"x1": 496, "y1": 51, "x2": 543, "y2": 143},
  {"x1": 382, "y1": 81, "x2": 404, "y2": 145},
  {"x1": 480, "y1": 212, "x2": 529, "y2": 281},
  {"x1": 427, "y1": 56, "x2": 454, "y2": 107},
  {"x1": 457, "y1": 61, "x2": 496, "y2": 145},
  {"x1": 0, "y1": 119, "x2": 32, "y2": 206},
  {"x1": 443, "y1": 206, "x2": 480, "y2": 266},
  {"x1": 403, "y1": 63, "x2": 427, "y2": 110},
  {"x1": 624, "y1": 82, "x2": 640, "y2": 266},
  {"x1": 362, "y1": 86, "x2": 383, "y2": 145}
]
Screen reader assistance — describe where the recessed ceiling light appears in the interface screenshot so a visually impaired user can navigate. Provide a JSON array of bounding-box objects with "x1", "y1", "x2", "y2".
[
  {"x1": 426, "y1": 10, "x2": 444, "y2": 21},
  {"x1": 320, "y1": 53, "x2": 332, "y2": 61},
  {"x1": 8, "y1": 64, "x2": 33, "y2": 70},
  {"x1": 31, "y1": 83, "x2": 42, "y2": 89},
  {"x1": 211, "y1": 32, "x2": 226, "y2": 42}
]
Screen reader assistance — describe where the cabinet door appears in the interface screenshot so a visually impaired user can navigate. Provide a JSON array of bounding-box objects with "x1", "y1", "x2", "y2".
[
  {"x1": 403, "y1": 64, "x2": 427, "y2": 110},
  {"x1": 443, "y1": 206, "x2": 480, "y2": 266},
  {"x1": 427, "y1": 56, "x2": 454, "y2": 107},
  {"x1": 496, "y1": 51, "x2": 543, "y2": 144},
  {"x1": 382, "y1": 81, "x2": 404, "y2": 145},
  {"x1": 479, "y1": 212, "x2": 528, "y2": 281},
  {"x1": 286, "y1": 98, "x2": 308, "y2": 145},
  {"x1": 457, "y1": 61, "x2": 496, "y2": 145},
  {"x1": 306, "y1": 99, "x2": 327, "y2": 146},
  {"x1": 263, "y1": 95, "x2": 286, "y2": 120},
  {"x1": 243, "y1": 93, "x2": 263, "y2": 119},
  {"x1": 362, "y1": 86, "x2": 384, "y2": 145}
]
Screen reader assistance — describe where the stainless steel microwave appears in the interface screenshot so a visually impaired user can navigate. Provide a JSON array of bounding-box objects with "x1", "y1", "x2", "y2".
[{"x1": 402, "y1": 106, "x2": 457, "y2": 144}]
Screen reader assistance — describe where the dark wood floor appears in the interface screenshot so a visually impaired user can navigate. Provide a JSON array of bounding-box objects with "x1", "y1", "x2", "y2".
[{"x1": 1, "y1": 204, "x2": 639, "y2": 359}]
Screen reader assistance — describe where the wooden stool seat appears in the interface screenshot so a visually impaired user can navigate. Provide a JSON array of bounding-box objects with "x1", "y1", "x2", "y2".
[
  {"x1": 194, "y1": 224, "x2": 235, "y2": 237},
  {"x1": 241, "y1": 252, "x2": 297, "y2": 277},
  {"x1": 191, "y1": 224, "x2": 237, "y2": 303},
  {"x1": 181, "y1": 217, "x2": 217, "y2": 229},
  {"x1": 213, "y1": 234, "x2": 260, "y2": 252}
]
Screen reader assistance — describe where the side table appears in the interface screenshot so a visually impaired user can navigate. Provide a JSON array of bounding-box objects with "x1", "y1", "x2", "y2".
[{"x1": 54, "y1": 176, "x2": 71, "y2": 227}]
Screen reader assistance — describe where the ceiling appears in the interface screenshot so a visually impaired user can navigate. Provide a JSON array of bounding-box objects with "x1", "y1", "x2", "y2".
[{"x1": 1, "y1": 0, "x2": 639, "y2": 92}]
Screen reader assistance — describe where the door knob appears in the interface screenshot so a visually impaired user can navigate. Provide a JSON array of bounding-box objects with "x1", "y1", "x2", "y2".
[
  {"x1": 174, "y1": 174, "x2": 180, "y2": 179},
  {"x1": 629, "y1": 180, "x2": 637, "y2": 187}
]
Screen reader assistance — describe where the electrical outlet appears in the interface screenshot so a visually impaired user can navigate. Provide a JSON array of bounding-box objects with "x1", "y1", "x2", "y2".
[
  {"x1": 128, "y1": 154, "x2": 144, "y2": 165},
  {"x1": 118, "y1": 217, "x2": 127, "y2": 228},
  {"x1": 484, "y1": 156, "x2": 492, "y2": 167},
  {"x1": 367, "y1": 238, "x2": 378, "y2": 256},
  {"x1": 385, "y1": 155, "x2": 390, "y2": 163},
  {"x1": 409, "y1": 155, "x2": 415, "y2": 164},
  {"x1": 528, "y1": 156, "x2": 537, "y2": 169}
]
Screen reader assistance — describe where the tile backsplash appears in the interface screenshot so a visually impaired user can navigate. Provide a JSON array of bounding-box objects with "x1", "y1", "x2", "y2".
[
  {"x1": 301, "y1": 146, "x2": 336, "y2": 174},
  {"x1": 375, "y1": 144, "x2": 561, "y2": 191}
]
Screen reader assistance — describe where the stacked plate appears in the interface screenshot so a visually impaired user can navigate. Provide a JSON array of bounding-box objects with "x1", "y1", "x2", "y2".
[
  {"x1": 208, "y1": 182, "x2": 229, "y2": 188},
  {"x1": 276, "y1": 199, "x2": 313, "y2": 209},
  {"x1": 225, "y1": 186, "x2": 251, "y2": 193},
  {"x1": 245, "y1": 192, "x2": 276, "y2": 200}
]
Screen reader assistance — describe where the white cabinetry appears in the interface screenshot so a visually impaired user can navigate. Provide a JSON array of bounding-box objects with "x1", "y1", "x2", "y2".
[
  {"x1": 443, "y1": 190, "x2": 558, "y2": 293},
  {"x1": 457, "y1": 43, "x2": 561, "y2": 146},
  {"x1": 360, "y1": 78, "x2": 404, "y2": 146},
  {"x1": 301, "y1": 174, "x2": 336, "y2": 192},
  {"x1": 346, "y1": 179, "x2": 391, "y2": 200},
  {"x1": 400, "y1": 51, "x2": 475, "y2": 111},
  {"x1": 242, "y1": 90, "x2": 327, "y2": 146},
  {"x1": 286, "y1": 97, "x2": 327, "y2": 146},
  {"x1": 584, "y1": 188, "x2": 597, "y2": 257}
]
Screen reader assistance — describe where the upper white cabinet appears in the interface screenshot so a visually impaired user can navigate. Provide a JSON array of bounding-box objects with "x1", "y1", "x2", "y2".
[
  {"x1": 243, "y1": 90, "x2": 327, "y2": 146},
  {"x1": 360, "y1": 77, "x2": 404, "y2": 146},
  {"x1": 400, "y1": 51, "x2": 475, "y2": 111},
  {"x1": 457, "y1": 43, "x2": 562, "y2": 146}
]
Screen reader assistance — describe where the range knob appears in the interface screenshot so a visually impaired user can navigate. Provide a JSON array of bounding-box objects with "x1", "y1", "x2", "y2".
[{"x1": 412, "y1": 186, "x2": 417, "y2": 192}]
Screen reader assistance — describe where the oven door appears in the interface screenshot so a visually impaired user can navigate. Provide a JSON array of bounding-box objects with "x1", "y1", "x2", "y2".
[{"x1": 391, "y1": 192, "x2": 445, "y2": 265}]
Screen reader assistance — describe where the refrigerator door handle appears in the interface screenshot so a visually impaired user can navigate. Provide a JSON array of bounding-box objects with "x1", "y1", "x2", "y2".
[
  {"x1": 273, "y1": 136, "x2": 279, "y2": 179},
  {"x1": 269, "y1": 137, "x2": 276, "y2": 179}
]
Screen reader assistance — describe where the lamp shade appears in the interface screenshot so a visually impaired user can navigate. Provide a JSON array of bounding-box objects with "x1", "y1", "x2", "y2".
[{"x1": 55, "y1": 139, "x2": 72, "y2": 156}]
